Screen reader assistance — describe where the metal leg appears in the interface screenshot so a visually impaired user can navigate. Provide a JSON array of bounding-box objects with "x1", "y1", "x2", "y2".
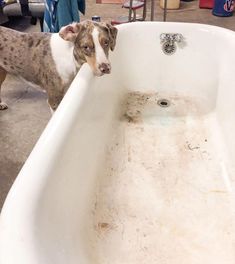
[
  {"x1": 163, "y1": 0, "x2": 167, "y2": 21},
  {"x1": 39, "y1": 17, "x2": 44, "y2": 31},
  {"x1": 141, "y1": 0, "x2": 147, "y2": 21},
  {"x1": 128, "y1": 0, "x2": 133, "y2": 21},
  {"x1": 127, "y1": 0, "x2": 147, "y2": 23},
  {"x1": 151, "y1": 0, "x2": 155, "y2": 20},
  {"x1": 133, "y1": 10, "x2": 137, "y2": 21}
]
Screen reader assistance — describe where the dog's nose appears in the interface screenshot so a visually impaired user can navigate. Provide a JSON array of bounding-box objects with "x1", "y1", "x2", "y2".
[{"x1": 99, "y1": 63, "x2": 111, "y2": 74}]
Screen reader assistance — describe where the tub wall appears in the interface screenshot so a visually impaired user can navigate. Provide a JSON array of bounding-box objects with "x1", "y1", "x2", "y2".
[
  {"x1": 114, "y1": 23, "x2": 235, "y2": 165},
  {"x1": 215, "y1": 30, "x2": 235, "y2": 167},
  {"x1": 34, "y1": 75, "x2": 124, "y2": 263},
  {"x1": 114, "y1": 22, "x2": 220, "y2": 114},
  {"x1": 0, "y1": 65, "x2": 123, "y2": 264}
]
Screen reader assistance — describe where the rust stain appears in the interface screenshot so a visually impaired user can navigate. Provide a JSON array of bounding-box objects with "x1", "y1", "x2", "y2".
[
  {"x1": 98, "y1": 222, "x2": 110, "y2": 229},
  {"x1": 209, "y1": 190, "x2": 228, "y2": 194},
  {"x1": 128, "y1": 145, "x2": 131, "y2": 162},
  {"x1": 122, "y1": 92, "x2": 158, "y2": 123}
]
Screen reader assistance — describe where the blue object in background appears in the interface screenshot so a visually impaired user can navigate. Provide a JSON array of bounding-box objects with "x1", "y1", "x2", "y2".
[
  {"x1": 212, "y1": 0, "x2": 234, "y2": 16},
  {"x1": 43, "y1": 0, "x2": 58, "y2": 32},
  {"x1": 44, "y1": 0, "x2": 85, "y2": 33},
  {"x1": 55, "y1": 0, "x2": 85, "y2": 31}
]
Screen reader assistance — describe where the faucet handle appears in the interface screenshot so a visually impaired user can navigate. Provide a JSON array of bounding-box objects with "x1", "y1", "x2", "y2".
[
  {"x1": 160, "y1": 33, "x2": 169, "y2": 43},
  {"x1": 174, "y1": 33, "x2": 183, "y2": 43},
  {"x1": 160, "y1": 33, "x2": 183, "y2": 43}
]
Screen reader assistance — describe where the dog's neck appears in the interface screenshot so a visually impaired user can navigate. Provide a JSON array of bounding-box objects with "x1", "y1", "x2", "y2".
[{"x1": 50, "y1": 33, "x2": 80, "y2": 85}]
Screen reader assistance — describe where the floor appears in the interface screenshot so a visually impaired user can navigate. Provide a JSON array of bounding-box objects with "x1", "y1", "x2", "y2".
[{"x1": 1, "y1": 0, "x2": 235, "y2": 209}]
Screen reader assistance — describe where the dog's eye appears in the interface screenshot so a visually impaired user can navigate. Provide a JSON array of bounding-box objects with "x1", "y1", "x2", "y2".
[{"x1": 83, "y1": 45, "x2": 90, "y2": 51}]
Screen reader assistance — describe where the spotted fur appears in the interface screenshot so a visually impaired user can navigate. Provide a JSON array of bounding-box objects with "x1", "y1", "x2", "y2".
[{"x1": 0, "y1": 20, "x2": 118, "y2": 111}]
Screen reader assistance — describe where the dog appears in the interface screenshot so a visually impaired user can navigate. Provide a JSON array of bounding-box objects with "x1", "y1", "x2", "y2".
[{"x1": 0, "y1": 20, "x2": 118, "y2": 112}]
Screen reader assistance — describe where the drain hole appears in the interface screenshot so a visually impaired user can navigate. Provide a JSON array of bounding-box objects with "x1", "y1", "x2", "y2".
[
  {"x1": 157, "y1": 99, "x2": 170, "y2": 107},
  {"x1": 162, "y1": 42, "x2": 176, "y2": 55}
]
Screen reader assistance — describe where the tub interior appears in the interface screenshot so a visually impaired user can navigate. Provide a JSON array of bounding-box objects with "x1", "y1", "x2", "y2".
[
  {"x1": 37, "y1": 86, "x2": 235, "y2": 263},
  {"x1": 2, "y1": 23, "x2": 235, "y2": 264},
  {"x1": 90, "y1": 91, "x2": 235, "y2": 263}
]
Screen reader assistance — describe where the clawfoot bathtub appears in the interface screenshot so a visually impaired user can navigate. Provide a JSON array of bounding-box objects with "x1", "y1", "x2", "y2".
[{"x1": 1, "y1": 22, "x2": 235, "y2": 264}]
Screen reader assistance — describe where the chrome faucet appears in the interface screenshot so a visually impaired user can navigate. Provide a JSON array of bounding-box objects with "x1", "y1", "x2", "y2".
[{"x1": 160, "y1": 33, "x2": 183, "y2": 55}]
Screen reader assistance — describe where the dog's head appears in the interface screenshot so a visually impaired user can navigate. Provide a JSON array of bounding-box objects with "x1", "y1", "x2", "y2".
[{"x1": 59, "y1": 20, "x2": 118, "y2": 76}]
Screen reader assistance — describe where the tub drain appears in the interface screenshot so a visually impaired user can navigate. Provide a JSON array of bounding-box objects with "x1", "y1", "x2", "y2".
[
  {"x1": 157, "y1": 99, "x2": 170, "y2": 108},
  {"x1": 162, "y1": 42, "x2": 176, "y2": 55}
]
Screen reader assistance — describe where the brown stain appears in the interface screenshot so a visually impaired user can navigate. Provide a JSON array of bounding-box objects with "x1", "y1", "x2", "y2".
[
  {"x1": 125, "y1": 91, "x2": 211, "y2": 120},
  {"x1": 122, "y1": 92, "x2": 158, "y2": 123},
  {"x1": 127, "y1": 145, "x2": 131, "y2": 162},
  {"x1": 98, "y1": 222, "x2": 110, "y2": 229},
  {"x1": 209, "y1": 190, "x2": 228, "y2": 194},
  {"x1": 95, "y1": 222, "x2": 117, "y2": 235}
]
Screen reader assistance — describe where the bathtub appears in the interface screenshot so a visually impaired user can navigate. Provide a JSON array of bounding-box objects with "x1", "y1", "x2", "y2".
[{"x1": 1, "y1": 22, "x2": 235, "y2": 264}]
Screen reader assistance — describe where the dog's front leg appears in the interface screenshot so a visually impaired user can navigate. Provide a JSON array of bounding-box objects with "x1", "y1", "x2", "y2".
[{"x1": 0, "y1": 67, "x2": 8, "y2": 110}]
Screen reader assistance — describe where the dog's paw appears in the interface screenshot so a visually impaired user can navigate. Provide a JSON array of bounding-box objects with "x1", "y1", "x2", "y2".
[{"x1": 0, "y1": 102, "x2": 8, "y2": 110}]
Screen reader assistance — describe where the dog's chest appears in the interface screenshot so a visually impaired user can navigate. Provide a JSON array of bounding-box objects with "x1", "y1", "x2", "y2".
[{"x1": 50, "y1": 34, "x2": 78, "y2": 85}]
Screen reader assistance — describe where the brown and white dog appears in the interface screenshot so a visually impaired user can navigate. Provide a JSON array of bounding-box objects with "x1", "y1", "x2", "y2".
[{"x1": 0, "y1": 20, "x2": 118, "y2": 112}]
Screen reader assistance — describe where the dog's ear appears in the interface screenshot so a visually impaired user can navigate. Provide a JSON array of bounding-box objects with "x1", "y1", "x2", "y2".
[
  {"x1": 59, "y1": 23, "x2": 82, "y2": 42},
  {"x1": 102, "y1": 23, "x2": 118, "y2": 51}
]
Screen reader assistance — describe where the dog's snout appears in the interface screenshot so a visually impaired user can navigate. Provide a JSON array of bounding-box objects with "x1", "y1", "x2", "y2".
[{"x1": 99, "y1": 63, "x2": 111, "y2": 74}]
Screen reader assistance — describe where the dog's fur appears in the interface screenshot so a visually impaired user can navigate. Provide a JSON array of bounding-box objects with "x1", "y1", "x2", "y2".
[{"x1": 0, "y1": 20, "x2": 117, "y2": 111}]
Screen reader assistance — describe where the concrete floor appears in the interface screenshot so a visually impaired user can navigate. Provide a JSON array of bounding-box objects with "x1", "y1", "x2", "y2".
[{"x1": 1, "y1": 0, "x2": 235, "y2": 209}]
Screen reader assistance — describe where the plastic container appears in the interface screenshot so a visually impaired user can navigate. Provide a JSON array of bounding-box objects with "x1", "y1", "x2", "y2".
[
  {"x1": 212, "y1": 0, "x2": 234, "y2": 16},
  {"x1": 199, "y1": 0, "x2": 214, "y2": 8},
  {"x1": 160, "y1": 0, "x2": 180, "y2": 9},
  {"x1": 92, "y1": 15, "x2": 101, "y2": 22}
]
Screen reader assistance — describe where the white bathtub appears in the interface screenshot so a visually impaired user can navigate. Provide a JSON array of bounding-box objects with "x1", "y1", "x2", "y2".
[{"x1": 1, "y1": 22, "x2": 235, "y2": 264}]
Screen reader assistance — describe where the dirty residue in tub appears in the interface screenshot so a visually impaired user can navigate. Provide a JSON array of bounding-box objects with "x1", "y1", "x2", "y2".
[
  {"x1": 122, "y1": 92, "x2": 159, "y2": 123},
  {"x1": 121, "y1": 91, "x2": 211, "y2": 124},
  {"x1": 89, "y1": 91, "x2": 235, "y2": 264}
]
